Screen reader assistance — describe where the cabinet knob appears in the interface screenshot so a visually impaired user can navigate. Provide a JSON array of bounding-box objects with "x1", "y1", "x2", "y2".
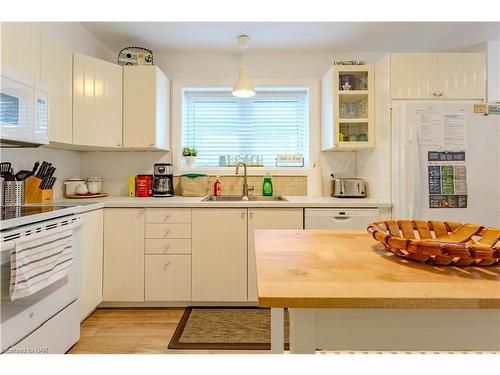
[
  {"x1": 241, "y1": 210, "x2": 246, "y2": 218},
  {"x1": 164, "y1": 261, "x2": 170, "y2": 269},
  {"x1": 164, "y1": 244, "x2": 170, "y2": 250},
  {"x1": 249, "y1": 211, "x2": 254, "y2": 218},
  {"x1": 164, "y1": 213, "x2": 170, "y2": 220},
  {"x1": 164, "y1": 229, "x2": 170, "y2": 236},
  {"x1": 138, "y1": 210, "x2": 144, "y2": 215}
]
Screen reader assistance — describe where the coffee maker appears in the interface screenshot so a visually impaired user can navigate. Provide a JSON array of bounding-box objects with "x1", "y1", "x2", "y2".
[{"x1": 152, "y1": 163, "x2": 174, "y2": 197}]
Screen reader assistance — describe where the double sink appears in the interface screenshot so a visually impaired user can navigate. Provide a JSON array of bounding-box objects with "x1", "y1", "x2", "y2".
[{"x1": 202, "y1": 195, "x2": 287, "y2": 202}]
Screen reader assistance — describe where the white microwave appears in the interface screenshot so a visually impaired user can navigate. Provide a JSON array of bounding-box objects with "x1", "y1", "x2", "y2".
[{"x1": 0, "y1": 69, "x2": 48, "y2": 147}]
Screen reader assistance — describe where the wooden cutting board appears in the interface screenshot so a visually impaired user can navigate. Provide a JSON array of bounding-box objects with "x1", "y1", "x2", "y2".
[{"x1": 64, "y1": 193, "x2": 108, "y2": 199}]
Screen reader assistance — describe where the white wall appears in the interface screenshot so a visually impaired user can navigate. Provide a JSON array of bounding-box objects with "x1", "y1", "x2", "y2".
[
  {"x1": 486, "y1": 41, "x2": 500, "y2": 226},
  {"x1": 80, "y1": 51, "x2": 386, "y2": 196},
  {"x1": 1, "y1": 22, "x2": 114, "y2": 198}
]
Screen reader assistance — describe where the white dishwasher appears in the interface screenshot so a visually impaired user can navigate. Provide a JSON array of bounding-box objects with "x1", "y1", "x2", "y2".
[{"x1": 304, "y1": 208, "x2": 380, "y2": 229}]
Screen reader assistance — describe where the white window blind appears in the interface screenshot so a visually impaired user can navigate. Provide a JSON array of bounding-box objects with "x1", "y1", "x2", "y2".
[{"x1": 182, "y1": 88, "x2": 309, "y2": 167}]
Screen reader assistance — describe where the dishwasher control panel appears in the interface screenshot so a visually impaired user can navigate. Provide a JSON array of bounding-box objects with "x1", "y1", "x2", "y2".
[{"x1": 304, "y1": 208, "x2": 380, "y2": 229}]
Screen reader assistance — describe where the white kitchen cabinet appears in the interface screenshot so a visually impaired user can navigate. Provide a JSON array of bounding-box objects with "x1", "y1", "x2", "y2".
[
  {"x1": 322, "y1": 65, "x2": 375, "y2": 150},
  {"x1": 40, "y1": 33, "x2": 73, "y2": 144},
  {"x1": 123, "y1": 66, "x2": 169, "y2": 150},
  {"x1": 73, "y1": 53, "x2": 123, "y2": 148},
  {"x1": 103, "y1": 208, "x2": 145, "y2": 301},
  {"x1": 390, "y1": 53, "x2": 438, "y2": 99},
  {"x1": 145, "y1": 255, "x2": 191, "y2": 301},
  {"x1": 390, "y1": 53, "x2": 486, "y2": 99},
  {"x1": 1, "y1": 22, "x2": 41, "y2": 80},
  {"x1": 436, "y1": 53, "x2": 486, "y2": 99},
  {"x1": 247, "y1": 208, "x2": 303, "y2": 302},
  {"x1": 80, "y1": 209, "x2": 104, "y2": 320},
  {"x1": 192, "y1": 209, "x2": 248, "y2": 302}
]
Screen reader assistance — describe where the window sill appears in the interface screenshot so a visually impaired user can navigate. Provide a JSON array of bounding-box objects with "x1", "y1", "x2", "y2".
[{"x1": 174, "y1": 166, "x2": 310, "y2": 176}]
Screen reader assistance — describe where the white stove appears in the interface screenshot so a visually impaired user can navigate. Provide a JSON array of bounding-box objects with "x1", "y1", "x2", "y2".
[{"x1": 1, "y1": 206, "x2": 82, "y2": 354}]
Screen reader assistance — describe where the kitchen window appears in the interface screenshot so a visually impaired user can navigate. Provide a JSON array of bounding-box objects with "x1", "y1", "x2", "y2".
[{"x1": 182, "y1": 88, "x2": 309, "y2": 168}]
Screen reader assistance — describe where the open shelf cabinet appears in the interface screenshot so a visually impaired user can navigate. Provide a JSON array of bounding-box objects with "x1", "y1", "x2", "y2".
[{"x1": 321, "y1": 64, "x2": 375, "y2": 150}]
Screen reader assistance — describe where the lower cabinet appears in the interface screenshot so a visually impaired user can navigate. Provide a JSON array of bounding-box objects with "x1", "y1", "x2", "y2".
[
  {"x1": 192, "y1": 209, "x2": 248, "y2": 302},
  {"x1": 145, "y1": 255, "x2": 191, "y2": 301},
  {"x1": 79, "y1": 209, "x2": 104, "y2": 320},
  {"x1": 247, "y1": 208, "x2": 303, "y2": 302},
  {"x1": 144, "y1": 208, "x2": 192, "y2": 301},
  {"x1": 103, "y1": 208, "x2": 145, "y2": 301}
]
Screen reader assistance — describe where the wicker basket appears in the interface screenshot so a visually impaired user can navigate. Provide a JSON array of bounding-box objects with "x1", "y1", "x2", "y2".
[{"x1": 367, "y1": 220, "x2": 500, "y2": 266}]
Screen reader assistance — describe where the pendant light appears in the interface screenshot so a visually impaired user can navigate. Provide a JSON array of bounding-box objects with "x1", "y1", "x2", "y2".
[{"x1": 232, "y1": 35, "x2": 255, "y2": 98}]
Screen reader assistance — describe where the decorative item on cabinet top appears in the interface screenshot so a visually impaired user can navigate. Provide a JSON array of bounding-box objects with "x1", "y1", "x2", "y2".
[{"x1": 118, "y1": 47, "x2": 154, "y2": 66}]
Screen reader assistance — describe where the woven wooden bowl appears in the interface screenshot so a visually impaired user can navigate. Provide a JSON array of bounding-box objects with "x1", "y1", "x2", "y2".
[{"x1": 367, "y1": 220, "x2": 500, "y2": 266}]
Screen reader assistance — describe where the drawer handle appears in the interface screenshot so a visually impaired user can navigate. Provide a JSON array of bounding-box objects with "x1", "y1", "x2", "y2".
[
  {"x1": 164, "y1": 244, "x2": 170, "y2": 250},
  {"x1": 334, "y1": 216, "x2": 350, "y2": 220}
]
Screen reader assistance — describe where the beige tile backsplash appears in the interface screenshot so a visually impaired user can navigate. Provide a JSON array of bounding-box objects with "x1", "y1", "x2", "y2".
[{"x1": 173, "y1": 175, "x2": 307, "y2": 196}]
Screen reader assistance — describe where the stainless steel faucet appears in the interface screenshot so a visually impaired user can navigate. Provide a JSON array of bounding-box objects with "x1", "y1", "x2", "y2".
[{"x1": 235, "y1": 162, "x2": 254, "y2": 200}]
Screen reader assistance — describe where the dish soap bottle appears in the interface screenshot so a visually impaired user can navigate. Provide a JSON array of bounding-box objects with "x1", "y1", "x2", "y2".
[
  {"x1": 213, "y1": 176, "x2": 222, "y2": 196},
  {"x1": 262, "y1": 172, "x2": 273, "y2": 196}
]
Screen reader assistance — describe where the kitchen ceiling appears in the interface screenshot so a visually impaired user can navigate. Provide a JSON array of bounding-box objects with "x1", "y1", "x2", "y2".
[{"x1": 82, "y1": 22, "x2": 500, "y2": 53}]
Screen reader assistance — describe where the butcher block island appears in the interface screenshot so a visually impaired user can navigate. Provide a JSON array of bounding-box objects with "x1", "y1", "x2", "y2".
[{"x1": 254, "y1": 230, "x2": 500, "y2": 354}]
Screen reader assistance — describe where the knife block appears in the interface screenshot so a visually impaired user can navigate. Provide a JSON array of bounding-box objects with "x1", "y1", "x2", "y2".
[{"x1": 24, "y1": 176, "x2": 53, "y2": 203}]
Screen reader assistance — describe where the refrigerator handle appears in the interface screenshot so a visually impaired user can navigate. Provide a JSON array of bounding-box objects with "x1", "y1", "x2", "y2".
[{"x1": 409, "y1": 115, "x2": 422, "y2": 220}]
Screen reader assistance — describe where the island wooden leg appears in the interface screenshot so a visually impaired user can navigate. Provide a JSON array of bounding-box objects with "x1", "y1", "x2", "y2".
[
  {"x1": 270, "y1": 308, "x2": 284, "y2": 354},
  {"x1": 289, "y1": 308, "x2": 317, "y2": 354}
]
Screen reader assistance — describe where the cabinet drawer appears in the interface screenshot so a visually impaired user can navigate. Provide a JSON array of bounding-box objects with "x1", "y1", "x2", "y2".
[
  {"x1": 145, "y1": 239, "x2": 191, "y2": 254},
  {"x1": 146, "y1": 208, "x2": 191, "y2": 224},
  {"x1": 145, "y1": 223, "x2": 191, "y2": 239},
  {"x1": 145, "y1": 255, "x2": 191, "y2": 301}
]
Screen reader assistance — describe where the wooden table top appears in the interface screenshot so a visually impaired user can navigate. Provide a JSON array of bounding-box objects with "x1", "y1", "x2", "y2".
[{"x1": 254, "y1": 230, "x2": 500, "y2": 309}]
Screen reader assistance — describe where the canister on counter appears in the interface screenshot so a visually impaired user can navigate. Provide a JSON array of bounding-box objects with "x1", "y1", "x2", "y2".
[
  {"x1": 136, "y1": 174, "x2": 153, "y2": 197},
  {"x1": 128, "y1": 176, "x2": 136, "y2": 197}
]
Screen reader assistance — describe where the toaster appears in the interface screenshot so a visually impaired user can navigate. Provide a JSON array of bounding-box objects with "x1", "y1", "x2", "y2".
[{"x1": 331, "y1": 176, "x2": 366, "y2": 198}]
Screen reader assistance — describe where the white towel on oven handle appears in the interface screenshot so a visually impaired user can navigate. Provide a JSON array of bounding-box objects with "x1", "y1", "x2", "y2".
[{"x1": 10, "y1": 223, "x2": 74, "y2": 301}]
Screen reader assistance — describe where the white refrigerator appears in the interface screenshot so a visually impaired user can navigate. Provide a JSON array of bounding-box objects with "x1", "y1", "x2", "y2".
[{"x1": 391, "y1": 101, "x2": 499, "y2": 226}]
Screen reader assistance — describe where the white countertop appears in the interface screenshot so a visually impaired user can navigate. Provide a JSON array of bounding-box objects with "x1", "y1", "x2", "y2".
[
  {"x1": 53, "y1": 195, "x2": 391, "y2": 210},
  {"x1": 1, "y1": 196, "x2": 390, "y2": 230}
]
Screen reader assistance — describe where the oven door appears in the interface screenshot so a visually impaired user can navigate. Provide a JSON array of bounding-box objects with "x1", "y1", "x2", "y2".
[
  {"x1": 0, "y1": 75, "x2": 35, "y2": 144},
  {"x1": 0, "y1": 219, "x2": 81, "y2": 352}
]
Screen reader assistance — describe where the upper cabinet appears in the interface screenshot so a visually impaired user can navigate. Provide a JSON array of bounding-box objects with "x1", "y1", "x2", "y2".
[
  {"x1": 1, "y1": 22, "x2": 41, "y2": 80},
  {"x1": 391, "y1": 53, "x2": 486, "y2": 100},
  {"x1": 73, "y1": 53, "x2": 123, "y2": 148},
  {"x1": 41, "y1": 33, "x2": 73, "y2": 144},
  {"x1": 123, "y1": 66, "x2": 169, "y2": 150},
  {"x1": 322, "y1": 65, "x2": 375, "y2": 151}
]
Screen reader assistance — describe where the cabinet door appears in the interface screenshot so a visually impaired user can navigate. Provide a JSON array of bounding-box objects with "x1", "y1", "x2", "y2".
[
  {"x1": 391, "y1": 53, "x2": 439, "y2": 99},
  {"x1": 247, "y1": 208, "x2": 303, "y2": 302},
  {"x1": 1, "y1": 22, "x2": 41, "y2": 80},
  {"x1": 437, "y1": 53, "x2": 486, "y2": 99},
  {"x1": 145, "y1": 255, "x2": 191, "y2": 301},
  {"x1": 123, "y1": 66, "x2": 169, "y2": 150},
  {"x1": 103, "y1": 208, "x2": 145, "y2": 301},
  {"x1": 80, "y1": 209, "x2": 104, "y2": 320},
  {"x1": 73, "y1": 53, "x2": 123, "y2": 148},
  {"x1": 41, "y1": 33, "x2": 73, "y2": 144},
  {"x1": 192, "y1": 209, "x2": 247, "y2": 301}
]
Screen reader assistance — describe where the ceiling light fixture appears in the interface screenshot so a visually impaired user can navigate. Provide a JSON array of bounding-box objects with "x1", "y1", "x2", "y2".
[{"x1": 232, "y1": 35, "x2": 255, "y2": 98}]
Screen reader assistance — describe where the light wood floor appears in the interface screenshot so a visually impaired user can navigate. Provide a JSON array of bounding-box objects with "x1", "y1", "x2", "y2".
[{"x1": 68, "y1": 308, "x2": 269, "y2": 354}]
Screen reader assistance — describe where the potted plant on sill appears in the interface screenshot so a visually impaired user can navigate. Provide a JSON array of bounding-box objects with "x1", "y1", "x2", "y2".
[{"x1": 182, "y1": 147, "x2": 198, "y2": 167}]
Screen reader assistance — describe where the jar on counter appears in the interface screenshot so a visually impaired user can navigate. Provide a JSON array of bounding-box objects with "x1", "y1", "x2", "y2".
[
  {"x1": 64, "y1": 177, "x2": 85, "y2": 196},
  {"x1": 86, "y1": 177, "x2": 103, "y2": 194}
]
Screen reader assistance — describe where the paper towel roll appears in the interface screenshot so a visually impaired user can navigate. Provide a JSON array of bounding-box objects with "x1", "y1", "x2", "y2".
[{"x1": 307, "y1": 166, "x2": 322, "y2": 197}]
